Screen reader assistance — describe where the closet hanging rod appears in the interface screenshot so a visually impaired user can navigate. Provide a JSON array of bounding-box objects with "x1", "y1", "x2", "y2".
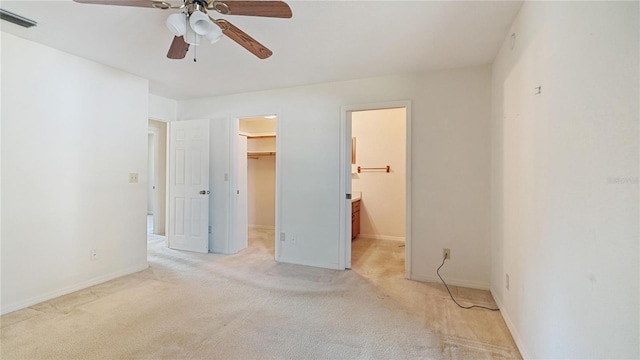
[
  {"x1": 247, "y1": 135, "x2": 276, "y2": 139},
  {"x1": 357, "y1": 165, "x2": 390, "y2": 173}
]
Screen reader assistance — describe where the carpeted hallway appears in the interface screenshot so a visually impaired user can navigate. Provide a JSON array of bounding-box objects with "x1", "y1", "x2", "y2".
[{"x1": 1, "y1": 229, "x2": 520, "y2": 359}]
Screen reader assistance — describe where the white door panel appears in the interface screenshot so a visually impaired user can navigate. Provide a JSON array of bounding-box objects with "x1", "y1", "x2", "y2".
[{"x1": 168, "y1": 120, "x2": 210, "y2": 253}]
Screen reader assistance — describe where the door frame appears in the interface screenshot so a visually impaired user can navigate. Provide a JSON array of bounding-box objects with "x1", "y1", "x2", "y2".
[
  {"x1": 147, "y1": 130, "x2": 157, "y2": 218},
  {"x1": 229, "y1": 113, "x2": 282, "y2": 260},
  {"x1": 339, "y1": 101, "x2": 412, "y2": 277},
  {"x1": 147, "y1": 129, "x2": 160, "y2": 233}
]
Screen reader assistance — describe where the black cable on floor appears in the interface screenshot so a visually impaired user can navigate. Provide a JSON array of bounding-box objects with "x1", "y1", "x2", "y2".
[{"x1": 436, "y1": 256, "x2": 500, "y2": 311}]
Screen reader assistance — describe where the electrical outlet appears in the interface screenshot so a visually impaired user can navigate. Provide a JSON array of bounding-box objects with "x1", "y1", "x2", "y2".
[
  {"x1": 90, "y1": 249, "x2": 99, "y2": 261},
  {"x1": 505, "y1": 273, "x2": 510, "y2": 290},
  {"x1": 128, "y1": 173, "x2": 139, "y2": 183},
  {"x1": 280, "y1": 232, "x2": 286, "y2": 242},
  {"x1": 443, "y1": 248, "x2": 451, "y2": 260}
]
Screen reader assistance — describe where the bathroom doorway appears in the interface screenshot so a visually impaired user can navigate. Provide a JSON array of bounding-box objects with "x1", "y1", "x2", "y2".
[
  {"x1": 340, "y1": 101, "x2": 411, "y2": 276},
  {"x1": 350, "y1": 108, "x2": 407, "y2": 272}
]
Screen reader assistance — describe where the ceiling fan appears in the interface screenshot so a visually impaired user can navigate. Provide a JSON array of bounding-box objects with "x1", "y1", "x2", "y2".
[{"x1": 72, "y1": 0, "x2": 292, "y2": 60}]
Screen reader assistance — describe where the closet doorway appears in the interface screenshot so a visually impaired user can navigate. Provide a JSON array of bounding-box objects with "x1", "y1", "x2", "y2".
[{"x1": 238, "y1": 116, "x2": 278, "y2": 257}]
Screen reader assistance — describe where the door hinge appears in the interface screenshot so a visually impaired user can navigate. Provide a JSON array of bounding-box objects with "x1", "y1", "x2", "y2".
[
  {"x1": 208, "y1": 226, "x2": 212, "y2": 234},
  {"x1": 346, "y1": 194, "x2": 352, "y2": 200}
]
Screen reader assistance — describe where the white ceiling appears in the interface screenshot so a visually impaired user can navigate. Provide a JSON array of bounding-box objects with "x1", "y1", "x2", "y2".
[{"x1": 1, "y1": 0, "x2": 523, "y2": 100}]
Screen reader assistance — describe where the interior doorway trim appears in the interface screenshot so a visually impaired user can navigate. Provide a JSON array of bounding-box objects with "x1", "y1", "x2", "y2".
[
  {"x1": 339, "y1": 101, "x2": 412, "y2": 278},
  {"x1": 147, "y1": 119, "x2": 169, "y2": 237}
]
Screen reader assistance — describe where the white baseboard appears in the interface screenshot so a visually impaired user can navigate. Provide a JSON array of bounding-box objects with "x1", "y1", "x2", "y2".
[
  {"x1": 277, "y1": 257, "x2": 342, "y2": 270},
  {"x1": 210, "y1": 247, "x2": 231, "y2": 254},
  {"x1": 1, "y1": 263, "x2": 149, "y2": 315},
  {"x1": 490, "y1": 287, "x2": 530, "y2": 359},
  {"x1": 357, "y1": 234, "x2": 405, "y2": 242},
  {"x1": 410, "y1": 273, "x2": 491, "y2": 291},
  {"x1": 249, "y1": 224, "x2": 275, "y2": 230}
]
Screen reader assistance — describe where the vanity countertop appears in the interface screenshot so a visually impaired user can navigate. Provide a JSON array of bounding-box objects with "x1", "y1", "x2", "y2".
[{"x1": 352, "y1": 192, "x2": 361, "y2": 202}]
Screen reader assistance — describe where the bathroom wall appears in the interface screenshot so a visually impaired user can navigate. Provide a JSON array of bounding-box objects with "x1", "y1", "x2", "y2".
[{"x1": 352, "y1": 108, "x2": 406, "y2": 240}]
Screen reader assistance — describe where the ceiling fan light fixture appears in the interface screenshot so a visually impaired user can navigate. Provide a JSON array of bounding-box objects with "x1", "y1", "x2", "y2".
[
  {"x1": 189, "y1": 9, "x2": 215, "y2": 36},
  {"x1": 71, "y1": 0, "x2": 293, "y2": 60},
  {"x1": 165, "y1": 13, "x2": 187, "y2": 37},
  {"x1": 204, "y1": 26, "x2": 223, "y2": 44},
  {"x1": 184, "y1": 23, "x2": 202, "y2": 46}
]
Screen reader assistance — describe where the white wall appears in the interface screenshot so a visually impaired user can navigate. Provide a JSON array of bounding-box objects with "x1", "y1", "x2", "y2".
[
  {"x1": 491, "y1": 2, "x2": 639, "y2": 358},
  {"x1": 149, "y1": 94, "x2": 177, "y2": 122},
  {"x1": 352, "y1": 108, "x2": 406, "y2": 240},
  {"x1": 208, "y1": 117, "x2": 232, "y2": 254},
  {"x1": 179, "y1": 65, "x2": 492, "y2": 286},
  {"x1": 1, "y1": 33, "x2": 149, "y2": 314},
  {"x1": 0, "y1": 30, "x2": 4, "y2": 310}
]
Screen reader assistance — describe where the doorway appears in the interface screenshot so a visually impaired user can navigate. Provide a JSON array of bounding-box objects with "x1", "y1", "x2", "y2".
[
  {"x1": 235, "y1": 116, "x2": 278, "y2": 258},
  {"x1": 147, "y1": 119, "x2": 167, "y2": 237},
  {"x1": 340, "y1": 101, "x2": 411, "y2": 276},
  {"x1": 350, "y1": 108, "x2": 407, "y2": 271}
]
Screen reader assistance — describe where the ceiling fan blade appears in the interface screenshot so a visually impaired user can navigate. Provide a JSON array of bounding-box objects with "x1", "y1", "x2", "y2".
[
  {"x1": 210, "y1": 1, "x2": 292, "y2": 18},
  {"x1": 73, "y1": 0, "x2": 172, "y2": 9},
  {"x1": 216, "y1": 19, "x2": 273, "y2": 59},
  {"x1": 167, "y1": 36, "x2": 190, "y2": 59}
]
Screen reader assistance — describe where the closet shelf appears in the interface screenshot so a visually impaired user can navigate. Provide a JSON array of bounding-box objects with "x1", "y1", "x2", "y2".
[{"x1": 247, "y1": 151, "x2": 276, "y2": 158}]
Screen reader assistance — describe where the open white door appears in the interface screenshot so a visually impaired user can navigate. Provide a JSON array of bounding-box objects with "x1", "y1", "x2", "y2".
[{"x1": 168, "y1": 119, "x2": 210, "y2": 253}]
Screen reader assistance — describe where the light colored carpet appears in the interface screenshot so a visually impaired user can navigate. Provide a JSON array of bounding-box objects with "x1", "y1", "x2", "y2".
[{"x1": 1, "y1": 229, "x2": 521, "y2": 359}]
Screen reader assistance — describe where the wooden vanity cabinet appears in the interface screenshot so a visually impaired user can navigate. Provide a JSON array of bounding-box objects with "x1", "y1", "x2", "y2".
[{"x1": 351, "y1": 200, "x2": 361, "y2": 240}]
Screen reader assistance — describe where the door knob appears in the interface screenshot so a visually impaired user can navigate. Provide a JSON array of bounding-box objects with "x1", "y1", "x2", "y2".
[{"x1": 199, "y1": 190, "x2": 210, "y2": 195}]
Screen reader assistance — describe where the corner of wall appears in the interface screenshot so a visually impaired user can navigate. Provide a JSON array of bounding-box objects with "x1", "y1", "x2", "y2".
[
  {"x1": 149, "y1": 93, "x2": 178, "y2": 122},
  {"x1": 490, "y1": 287, "x2": 529, "y2": 359}
]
